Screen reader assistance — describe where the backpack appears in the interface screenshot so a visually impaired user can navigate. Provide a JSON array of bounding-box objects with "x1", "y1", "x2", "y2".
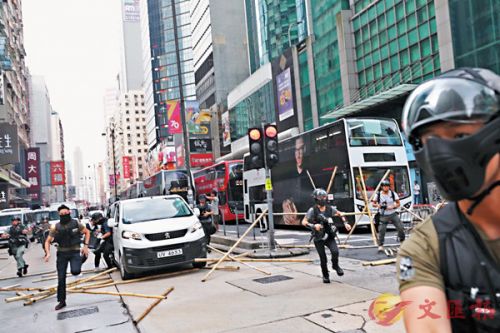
[{"x1": 376, "y1": 190, "x2": 396, "y2": 203}]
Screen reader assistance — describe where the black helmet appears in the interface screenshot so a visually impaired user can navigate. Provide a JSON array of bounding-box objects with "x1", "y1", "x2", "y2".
[
  {"x1": 380, "y1": 180, "x2": 391, "y2": 187},
  {"x1": 91, "y1": 212, "x2": 104, "y2": 222},
  {"x1": 312, "y1": 188, "x2": 328, "y2": 206},
  {"x1": 198, "y1": 194, "x2": 207, "y2": 201},
  {"x1": 402, "y1": 67, "x2": 499, "y2": 148},
  {"x1": 402, "y1": 68, "x2": 500, "y2": 205}
]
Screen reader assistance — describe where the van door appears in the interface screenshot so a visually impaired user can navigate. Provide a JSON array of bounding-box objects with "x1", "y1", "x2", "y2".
[{"x1": 112, "y1": 203, "x2": 120, "y2": 261}]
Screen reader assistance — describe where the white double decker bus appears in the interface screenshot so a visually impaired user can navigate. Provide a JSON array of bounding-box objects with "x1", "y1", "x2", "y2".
[{"x1": 243, "y1": 117, "x2": 412, "y2": 227}]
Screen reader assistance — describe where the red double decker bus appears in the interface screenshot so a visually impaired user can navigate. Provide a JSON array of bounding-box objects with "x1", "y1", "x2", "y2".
[{"x1": 193, "y1": 160, "x2": 244, "y2": 222}]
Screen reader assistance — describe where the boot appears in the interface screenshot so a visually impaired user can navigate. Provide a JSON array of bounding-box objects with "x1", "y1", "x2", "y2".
[
  {"x1": 333, "y1": 266, "x2": 344, "y2": 276},
  {"x1": 17, "y1": 269, "x2": 22, "y2": 277},
  {"x1": 23, "y1": 264, "x2": 29, "y2": 275},
  {"x1": 322, "y1": 276, "x2": 330, "y2": 284},
  {"x1": 55, "y1": 301, "x2": 66, "y2": 311}
]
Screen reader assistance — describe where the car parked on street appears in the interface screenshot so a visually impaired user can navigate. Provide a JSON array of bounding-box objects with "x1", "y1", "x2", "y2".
[
  {"x1": 0, "y1": 208, "x2": 34, "y2": 246},
  {"x1": 108, "y1": 195, "x2": 207, "y2": 280}
]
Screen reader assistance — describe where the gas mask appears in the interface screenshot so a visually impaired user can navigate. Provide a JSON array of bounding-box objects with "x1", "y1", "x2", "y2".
[{"x1": 60, "y1": 214, "x2": 72, "y2": 224}]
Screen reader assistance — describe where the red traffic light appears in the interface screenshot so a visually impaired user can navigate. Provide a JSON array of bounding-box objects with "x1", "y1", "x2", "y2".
[
  {"x1": 249, "y1": 128, "x2": 261, "y2": 141},
  {"x1": 265, "y1": 125, "x2": 277, "y2": 138}
]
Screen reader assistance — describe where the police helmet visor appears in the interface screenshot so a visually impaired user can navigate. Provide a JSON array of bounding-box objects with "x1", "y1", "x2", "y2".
[{"x1": 402, "y1": 78, "x2": 498, "y2": 140}]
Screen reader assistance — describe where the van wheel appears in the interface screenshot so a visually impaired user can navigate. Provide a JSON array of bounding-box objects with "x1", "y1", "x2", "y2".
[{"x1": 119, "y1": 255, "x2": 133, "y2": 280}]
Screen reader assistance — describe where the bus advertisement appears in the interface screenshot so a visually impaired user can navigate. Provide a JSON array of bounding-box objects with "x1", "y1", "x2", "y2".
[
  {"x1": 243, "y1": 118, "x2": 412, "y2": 227},
  {"x1": 193, "y1": 161, "x2": 244, "y2": 222}
]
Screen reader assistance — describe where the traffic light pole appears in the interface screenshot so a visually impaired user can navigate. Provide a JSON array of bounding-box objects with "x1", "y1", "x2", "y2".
[{"x1": 265, "y1": 166, "x2": 276, "y2": 252}]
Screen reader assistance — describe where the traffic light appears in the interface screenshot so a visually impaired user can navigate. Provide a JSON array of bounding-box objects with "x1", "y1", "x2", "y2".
[
  {"x1": 247, "y1": 127, "x2": 264, "y2": 169},
  {"x1": 264, "y1": 124, "x2": 279, "y2": 169}
]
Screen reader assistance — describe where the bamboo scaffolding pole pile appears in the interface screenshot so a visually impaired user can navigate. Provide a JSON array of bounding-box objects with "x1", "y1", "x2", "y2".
[
  {"x1": 195, "y1": 258, "x2": 314, "y2": 263},
  {"x1": 207, "y1": 245, "x2": 271, "y2": 276},
  {"x1": 133, "y1": 287, "x2": 174, "y2": 324},
  {"x1": 362, "y1": 258, "x2": 397, "y2": 266}
]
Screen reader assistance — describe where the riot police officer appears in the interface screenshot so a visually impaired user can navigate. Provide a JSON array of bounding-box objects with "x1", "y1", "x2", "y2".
[
  {"x1": 91, "y1": 212, "x2": 114, "y2": 269},
  {"x1": 302, "y1": 189, "x2": 351, "y2": 283},
  {"x1": 197, "y1": 194, "x2": 214, "y2": 248},
  {"x1": 44, "y1": 204, "x2": 90, "y2": 311},
  {"x1": 1, "y1": 217, "x2": 29, "y2": 277},
  {"x1": 398, "y1": 68, "x2": 500, "y2": 332}
]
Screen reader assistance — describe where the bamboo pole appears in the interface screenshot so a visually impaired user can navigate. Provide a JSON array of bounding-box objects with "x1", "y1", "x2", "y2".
[
  {"x1": 0, "y1": 284, "x2": 20, "y2": 290},
  {"x1": 5, "y1": 290, "x2": 53, "y2": 303},
  {"x1": 342, "y1": 208, "x2": 365, "y2": 245},
  {"x1": 133, "y1": 287, "x2": 174, "y2": 324},
  {"x1": 201, "y1": 209, "x2": 268, "y2": 282},
  {"x1": 42, "y1": 267, "x2": 117, "y2": 291},
  {"x1": 196, "y1": 258, "x2": 313, "y2": 263},
  {"x1": 0, "y1": 286, "x2": 45, "y2": 292},
  {"x1": 338, "y1": 244, "x2": 399, "y2": 249},
  {"x1": 326, "y1": 166, "x2": 338, "y2": 194},
  {"x1": 208, "y1": 245, "x2": 271, "y2": 276},
  {"x1": 362, "y1": 258, "x2": 397, "y2": 266},
  {"x1": 234, "y1": 251, "x2": 253, "y2": 258},
  {"x1": 277, "y1": 244, "x2": 314, "y2": 248},
  {"x1": 24, "y1": 292, "x2": 55, "y2": 306},
  {"x1": 77, "y1": 268, "x2": 199, "y2": 291},
  {"x1": 68, "y1": 289, "x2": 167, "y2": 300},
  {"x1": 306, "y1": 170, "x2": 316, "y2": 189},
  {"x1": 401, "y1": 206, "x2": 425, "y2": 222},
  {"x1": 33, "y1": 275, "x2": 112, "y2": 284},
  {"x1": 40, "y1": 268, "x2": 106, "y2": 279},
  {"x1": 201, "y1": 266, "x2": 240, "y2": 271}
]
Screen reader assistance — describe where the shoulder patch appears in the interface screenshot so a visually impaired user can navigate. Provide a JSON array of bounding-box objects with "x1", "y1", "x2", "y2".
[{"x1": 399, "y1": 256, "x2": 415, "y2": 281}]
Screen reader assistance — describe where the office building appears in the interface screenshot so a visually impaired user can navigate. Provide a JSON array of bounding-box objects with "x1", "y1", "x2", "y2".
[{"x1": 119, "y1": 0, "x2": 144, "y2": 91}]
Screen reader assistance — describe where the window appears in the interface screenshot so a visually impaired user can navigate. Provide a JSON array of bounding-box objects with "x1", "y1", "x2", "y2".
[
  {"x1": 135, "y1": 110, "x2": 139, "y2": 114},
  {"x1": 136, "y1": 126, "x2": 140, "y2": 130},
  {"x1": 137, "y1": 134, "x2": 140, "y2": 137},
  {"x1": 125, "y1": 103, "x2": 129, "y2": 107},
  {"x1": 137, "y1": 141, "x2": 141, "y2": 145},
  {"x1": 126, "y1": 111, "x2": 129, "y2": 115},
  {"x1": 138, "y1": 149, "x2": 141, "y2": 153},
  {"x1": 126, "y1": 126, "x2": 130, "y2": 130},
  {"x1": 128, "y1": 149, "x2": 132, "y2": 154},
  {"x1": 138, "y1": 157, "x2": 142, "y2": 161}
]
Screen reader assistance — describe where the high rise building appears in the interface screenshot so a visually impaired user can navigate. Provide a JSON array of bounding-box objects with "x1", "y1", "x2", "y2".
[
  {"x1": 73, "y1": 146, "x2": 84, "y2": 200},
  {"x1": 119, "y1": 0, "x2": 143, "y2": 91},
  {"x1": 190, "y1": 0, "x2": 249, "y2": 109},
  {"x1": 111, "y1": 91, "x2": 148, "y2": 194},
  {"x1": 141, "y1": 0, "x2": 196, "y2": 150}
]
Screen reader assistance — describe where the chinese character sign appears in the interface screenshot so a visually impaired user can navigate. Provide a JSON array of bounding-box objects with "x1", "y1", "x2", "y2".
[
  {"x1": 50, "y1": 161, "x2": 66, "y2": 186},
  {"x1": 0, "y1": 123, "x2": 19, "y2": 164},
  {"x1": 167, "y1": 100, "x2": 182, "y2": 134},
  {"x1": 0, "y1": 183, "x2": 8, "y2": 210},
  {"x1": 123, "y1": 156, "x2": 131, "y2": 179},
  {"x1": 25, "y1": 148, "x2": 41, "y2": 203}
]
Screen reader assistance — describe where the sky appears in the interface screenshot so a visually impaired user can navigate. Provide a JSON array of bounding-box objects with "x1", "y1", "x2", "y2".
[{"x1": 22, "y1": 0, "x2": 123, "y2": 172}]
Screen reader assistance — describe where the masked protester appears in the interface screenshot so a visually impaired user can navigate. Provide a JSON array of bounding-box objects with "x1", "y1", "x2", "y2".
[
  {"x1": 397, "y1": 68, "x2": 500, "y2": 333},
  {"x1": 1, "y1": 217, "x2": 29, "y2": 277},
  {"x1": 302, "y1": 189, "x2": 351, "y2": 283},
  {"x1": 90, "y1": 212, "x2": 114, "y2": 270},
  {"x1": 44, "y1": 205, "x2": 90, "y2": 311},
  {"x1": 197, "y1": 194, "x2": 214, "y2": 249}
]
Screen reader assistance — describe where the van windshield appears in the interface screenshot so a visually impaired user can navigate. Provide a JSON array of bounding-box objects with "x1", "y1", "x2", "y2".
[
  {"x1": 0, "y1": 214, "x2": 22, "y2": 227},
  {"x1": 122, "y1": 198, "x2": 192, "y2": 224},
  {"x1": 49, "y1": 209, "x2": 78, "y2": 221}
]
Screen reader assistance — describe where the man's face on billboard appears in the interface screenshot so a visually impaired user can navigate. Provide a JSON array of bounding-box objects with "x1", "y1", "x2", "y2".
[{"x1": 295, "y1": 137, "x2": 305, "y2": 168}]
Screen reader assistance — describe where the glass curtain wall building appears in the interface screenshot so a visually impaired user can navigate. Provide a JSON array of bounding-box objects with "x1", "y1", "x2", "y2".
[
  {"x1": 449, "y1": 0, "x2": 499, "y2": 73},
  {"x1": 143, "y1": 0, "x2": 196, "y2": 148},
  {"x1": 352, "y1": 0, "x2": 440, "y2": 102}
]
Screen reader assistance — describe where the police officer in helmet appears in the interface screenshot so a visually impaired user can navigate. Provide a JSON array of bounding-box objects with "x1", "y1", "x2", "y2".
[
  {"x1": 397, "y1": 68, "x2": 500, "y2": 332},
  {"x1": 44, "y1": 205, "x2": 90, "y2": 311},
  {"x1": 302, "y1": 189, "x2": 351, "y2": 283},
  {"x1": 91, "y1": 212, "x2": 114, "y2": 269}
]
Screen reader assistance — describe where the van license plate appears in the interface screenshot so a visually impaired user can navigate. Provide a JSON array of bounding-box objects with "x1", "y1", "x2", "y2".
[{"x1": 157, "y1": 249, "x2": 183, "y2": 258}]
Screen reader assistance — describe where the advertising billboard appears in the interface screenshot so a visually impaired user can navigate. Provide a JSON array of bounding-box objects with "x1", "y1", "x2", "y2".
[
  {"x1": 167, "y1": 100, "x2": 182, "y2": 134},
  {"x1": 222, "y1": 111, "x2": 231, "y2": 147},
  {"x1": 189, "y1": 138, "x2": 212, "y2": 153},
  {"x1": 26, "y1": 148, "x2": 41, "y2": 202},
  {"x1": 271, "y1": 48, "x2": 298, "y2": 132},
  {"x1": 123, "y1": 0, "x2": 140, "y2": 22},
  {"x1": 190, "y1": 153, "x2": 213, "y2": 168},
  {"x1": 0, "y1": 123, "x2": 19, "y2": 165},
  {"x1": 186, "y1": 101, "x2": 211, "y2": 137},
  {"x1": 122, "y1": 156, "x2": 131, "y2": 179},
  {"x1": 276, "y1": 67, "x2": 294, "y2": 121},
  {"x1": 50, "y1": 161, "x2": 66, "y2": 186}
]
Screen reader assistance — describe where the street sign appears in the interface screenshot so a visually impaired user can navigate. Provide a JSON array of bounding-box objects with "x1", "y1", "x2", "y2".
[
  {"x1": 0, "y1": 183, "x2": 8, "y2": 210},
  {"x1": 0, "y1": 123, "x2": 19, "y2": 165}
]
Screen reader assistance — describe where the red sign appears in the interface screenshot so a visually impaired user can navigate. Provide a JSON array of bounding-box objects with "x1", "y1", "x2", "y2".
[
  {"x1": 176, "y1": 144, "x2": 185, "y2": 168},
  {"x1": 25, "y1": 148, "x2": 41, "y2": 191},
  {"x1": 122, "y1": 156, "x2": 131, "y2": 179},
  {"x1": 50, "y1": 161, "x2": 66, "y2": 186},
  {"x1": 190, "y1": 153, "x2": 213, "y2": 167},
  {"x1": 109, "y1": 174, "x2": 115, "y2": 186},
  {"x1": 167, "y1": 100, "x2": 182, "y2": 134}
]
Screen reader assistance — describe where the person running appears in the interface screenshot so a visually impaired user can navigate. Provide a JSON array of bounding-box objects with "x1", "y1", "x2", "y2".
[{"x1": 1, "y1": 217, "x2": 30, "y2": 277}]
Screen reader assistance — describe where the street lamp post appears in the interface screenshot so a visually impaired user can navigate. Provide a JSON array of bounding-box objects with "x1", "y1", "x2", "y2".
[
  {"x1": 102, "y1": 123, "x2": 122, "y2": 201},
  {"x1": 288, "y1": 20, "x2": 305, "y2": 47}
]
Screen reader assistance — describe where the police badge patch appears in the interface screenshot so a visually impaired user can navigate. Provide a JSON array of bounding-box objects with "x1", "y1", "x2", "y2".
[{"x1": 399, "y1": 256, "x2": 415, "y2": 281}]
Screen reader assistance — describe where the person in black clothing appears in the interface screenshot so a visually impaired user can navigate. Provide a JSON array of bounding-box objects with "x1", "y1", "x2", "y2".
[
  {"x1": 302, "y1": 189, "x2": 351, "y2": 283},
  {"x1": 197, "y1": 194, "x2": 214, "y2": 247},
  {"x1": 1, "y1": 217, "x2": 30, "y2": 277},
  {"x1": 397, "y1": 68, "x2": 500, "y2": 332},
  {"x1": 90, "y1": 212, "x2": 114, "y2": 269},
  {"x1": 44, "y1": 205, "x2": 90, "y2": 311},
  {"x1": 302, "y1": 188, "x2": 351, "y2": 283}
]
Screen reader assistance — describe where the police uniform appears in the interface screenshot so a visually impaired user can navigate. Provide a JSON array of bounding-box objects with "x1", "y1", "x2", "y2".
[
  {"x1": 306, "y1": 205, "x2": 344, "y2": 280},
  {"x1": 7, "y1": 224, "x2": 29, "y2": 275},
  {"x1": 93, "y1": 218, "x2": 114, "y2": 268},
  {"x1": 49, "y1": 218, "x2": 85, "y2": 303}
]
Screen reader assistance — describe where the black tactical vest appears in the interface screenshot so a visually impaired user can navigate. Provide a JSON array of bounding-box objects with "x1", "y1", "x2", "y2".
[
  {"x1": 54, "y1": 219, "x2": 81, "y2": 248},
  {"x1": 432, "y1": 204, "x2": 500, "y2": 332}
]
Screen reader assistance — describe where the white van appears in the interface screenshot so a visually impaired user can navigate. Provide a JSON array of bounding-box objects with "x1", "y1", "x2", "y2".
[
  {"x1": 109, "y1": 195, "x2": 207, "y2": 280},
  {"x1": 0, "y1": 208, "x2": 33, "y2": 246}
]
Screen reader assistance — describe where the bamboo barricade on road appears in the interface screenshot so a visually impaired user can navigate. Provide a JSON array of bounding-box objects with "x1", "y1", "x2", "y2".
[
  {"x1": 196, "y1": 258, "x2": 314, "y2": 263},
  {"x1": 133, "y1": 287, "x2": 174, "y2": 325},
  {"x1": 362, "y1": 258, "x2": 397, "y2": 266},
  {"x1": 201, "y1": 266, "x2": 240, "y2": 271},
  {"x1": 207, "y1": 245, "x2": 271, "y2": 276},
  {"x1": 338, "y1": 244, "x2": 399, "y2": 249},
  {"x1": 201, "y1": 209, "x2": 268, "y2": 282},
  {"x1": 68, "y1": 289, "x2": 168, "y2": 300},
  {"x1": 75, "y1": 268, "x2": 199, "y2": 291}
]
